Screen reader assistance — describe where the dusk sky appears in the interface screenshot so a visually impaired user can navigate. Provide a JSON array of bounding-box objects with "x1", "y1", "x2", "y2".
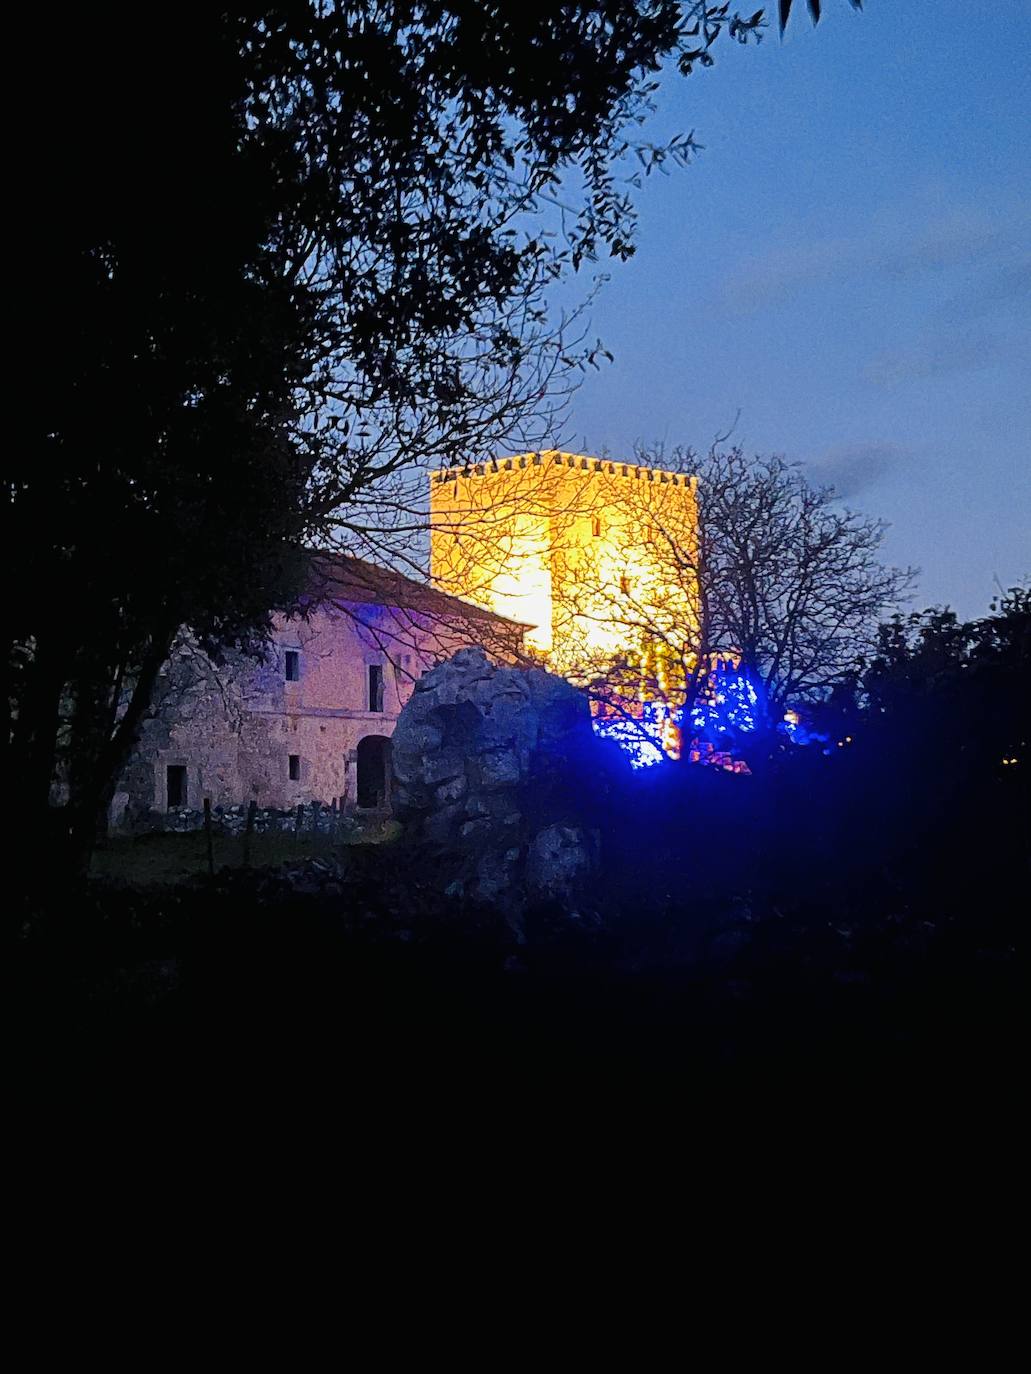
[{"x1": 560, "y1": 0, "x2": 1030, "y2": 620}]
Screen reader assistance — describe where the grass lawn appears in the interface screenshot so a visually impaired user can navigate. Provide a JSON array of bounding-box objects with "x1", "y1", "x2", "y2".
[{"x1": 92, "y1": 819, "x2": 401, "y2": 886}]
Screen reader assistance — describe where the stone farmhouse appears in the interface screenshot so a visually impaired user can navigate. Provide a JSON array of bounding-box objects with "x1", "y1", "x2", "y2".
[
  {"x1": 119, "y1": 451, "x2": 702, "y2": 826},
  {"x1": 116, "y1": 553, "x2": 526, "y2": 825}
]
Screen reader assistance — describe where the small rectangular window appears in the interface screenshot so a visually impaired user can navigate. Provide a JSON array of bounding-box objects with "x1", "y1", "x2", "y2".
[
  {"x1": 288, "y1": 755, "x2": 300, "y2": 782},
  {"x1": 591, "y1": 516, "x2": 602, "y2": 538},
  {"x1": 166, "y1": 765, "x2": 187, "y2": 808},
  {"x1": 368, "y1": 664, "x2": 384, "y2": 712},
  {"x1": 284, "y1": 650, "x2": 300, "y2": 682}
]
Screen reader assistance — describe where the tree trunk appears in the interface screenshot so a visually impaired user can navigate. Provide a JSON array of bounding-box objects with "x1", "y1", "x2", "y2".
[
  {"x1": 8, "y1": 639, "x2": 74, "y2": 897},
  {"x1": 67, "y1": 634, "x2": 176, "y2": 877},
  {"x1": 13, "y1": 638, "x2": 69, "y2": 816}
]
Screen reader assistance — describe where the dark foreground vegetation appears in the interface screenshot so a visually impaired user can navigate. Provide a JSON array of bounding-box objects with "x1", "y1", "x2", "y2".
[{"x1": 13, "y1": 601, "x2": 1027, "y2": 1115}]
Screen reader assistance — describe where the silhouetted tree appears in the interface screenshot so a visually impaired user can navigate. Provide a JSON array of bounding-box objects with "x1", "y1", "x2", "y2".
[{"x1": 862, "y1": 586, "x2": 1030, "y2": 793}]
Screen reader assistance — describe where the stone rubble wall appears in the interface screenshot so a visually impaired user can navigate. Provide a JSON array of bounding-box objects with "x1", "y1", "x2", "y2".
[{"x1": 391, "y1": 646, "x2": 606, "y2": 913}]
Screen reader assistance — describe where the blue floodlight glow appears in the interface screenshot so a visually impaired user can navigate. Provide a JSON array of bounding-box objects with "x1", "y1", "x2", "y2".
[
  {"x1": 778, "y1": 707, "x2": 831, "y2": 749},
  {"x1": 592, "y1": 662, "x2": 770, "y2": 768},
  {"x1": 689, "y1": 660, "x2": 764, "y2": 739},
  {"x1": 592, "y1": 701, "x2": 675, "y2": 768}
]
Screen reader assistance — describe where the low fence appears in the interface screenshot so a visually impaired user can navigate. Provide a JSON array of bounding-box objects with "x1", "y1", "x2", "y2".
[{"x1": 152, "y1": 801, "x2": 360, "y2": 837}]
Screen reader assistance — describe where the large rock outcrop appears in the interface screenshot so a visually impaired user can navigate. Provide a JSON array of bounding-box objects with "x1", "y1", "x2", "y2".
[{"x1": 391, "y1": 648, "x2": 604, "y2": 912}]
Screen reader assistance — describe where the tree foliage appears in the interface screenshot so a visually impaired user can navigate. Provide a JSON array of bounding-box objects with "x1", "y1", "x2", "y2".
[
  {"x1": 777, "y1": 0, "x2": 862, "y2": 32},
  {"x1": 861, "y1": 585, "x2": 1030, "y2": 784}
]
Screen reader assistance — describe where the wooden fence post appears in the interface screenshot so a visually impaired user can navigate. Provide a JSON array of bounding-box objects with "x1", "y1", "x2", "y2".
[
  {"x1": 203, "y1": 798, "x2": 214, "y2": 878},
  {"x1": 243, "y1": 799, "x2": 257, "y2": 868}
]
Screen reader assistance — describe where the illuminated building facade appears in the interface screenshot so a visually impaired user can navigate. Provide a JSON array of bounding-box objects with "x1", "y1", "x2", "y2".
[
  {"x1": 112, "y1": 555, "x2": 526, "y2": 823},
  {"x1": 430, "y1": 451, "x2": 700, "y2": 762}
]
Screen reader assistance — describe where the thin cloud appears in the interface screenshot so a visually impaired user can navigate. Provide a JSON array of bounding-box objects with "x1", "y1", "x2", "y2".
[
  {"x1": 864, "y1": 332, "x2": 1008, "y2": 388},
  {"x1": 805, "y1": 442, "x2": 912, "y2": 499},
  {"x1": 936, "y1": 258, "x2": 1031, "y2": 327},
  {"x1": 862, "y1": 247, "x2": 1030, "y2": 388},
  {"x1": 721, "y1": 205, "x2": 1030, "y2": 316}
]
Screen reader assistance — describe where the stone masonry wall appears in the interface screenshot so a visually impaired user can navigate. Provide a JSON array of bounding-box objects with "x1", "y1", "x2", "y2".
[{"x1": 391, "y1": 647, "x2": 606, "y2": 916}]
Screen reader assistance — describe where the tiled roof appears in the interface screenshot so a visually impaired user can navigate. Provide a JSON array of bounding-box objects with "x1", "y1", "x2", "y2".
[{"x1": 304, "y1": 552, "x2": 530, "y2": 629}]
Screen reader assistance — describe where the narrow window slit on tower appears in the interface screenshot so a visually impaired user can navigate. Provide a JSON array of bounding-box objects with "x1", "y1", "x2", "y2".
[
  {"x1": 288, "y1": 755, "x2": 300, "y2": 782},
  {"x1": 284, "y1": 650, "x2": 299, "y2": 681},
  {"x1": 591, "y1": 516, "x2": 602, "y2": 538}
]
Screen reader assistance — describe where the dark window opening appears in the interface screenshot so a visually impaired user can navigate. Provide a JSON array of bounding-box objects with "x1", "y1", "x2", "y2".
[
  {"x1": 591, "y1": 516, "x2": 602, "y2": 538},
  {"x1": 166, "y1": 765, "x2": 187, "y2": 809},
  {"x1": 356, "y1": 735, "x2": 392, "y2": 808},
  {"x1": 284, "y1": 650, "x2": 300, "y2": 681},
  {"x1": 368, "y1": 664, "x2": 385, "y2": 712},
  {"x1": 620, "y1": 574, "x2": 631, "y2": 595},
  {"x1": 288, "y1": 755, "x2": 300, "y2": 782}
]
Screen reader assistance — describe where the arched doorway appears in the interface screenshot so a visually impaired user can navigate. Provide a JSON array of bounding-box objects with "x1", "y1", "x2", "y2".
[{"x1": 356, "y1": 734, "x2": 392, "y2": 809}]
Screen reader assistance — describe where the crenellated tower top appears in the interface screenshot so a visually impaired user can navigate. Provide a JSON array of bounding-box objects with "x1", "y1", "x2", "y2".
[
  {"x1": 432, "y1": 449, "x2": 696, "y2": 489},
  {"x1": 430, "y1": 452, "x2": 698, "y2": 666}
]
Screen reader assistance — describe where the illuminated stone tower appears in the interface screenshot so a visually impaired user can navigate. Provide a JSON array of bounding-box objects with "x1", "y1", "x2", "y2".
[{"x1": 429, "y1": 451, "x2": 699, "y2": 684}]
